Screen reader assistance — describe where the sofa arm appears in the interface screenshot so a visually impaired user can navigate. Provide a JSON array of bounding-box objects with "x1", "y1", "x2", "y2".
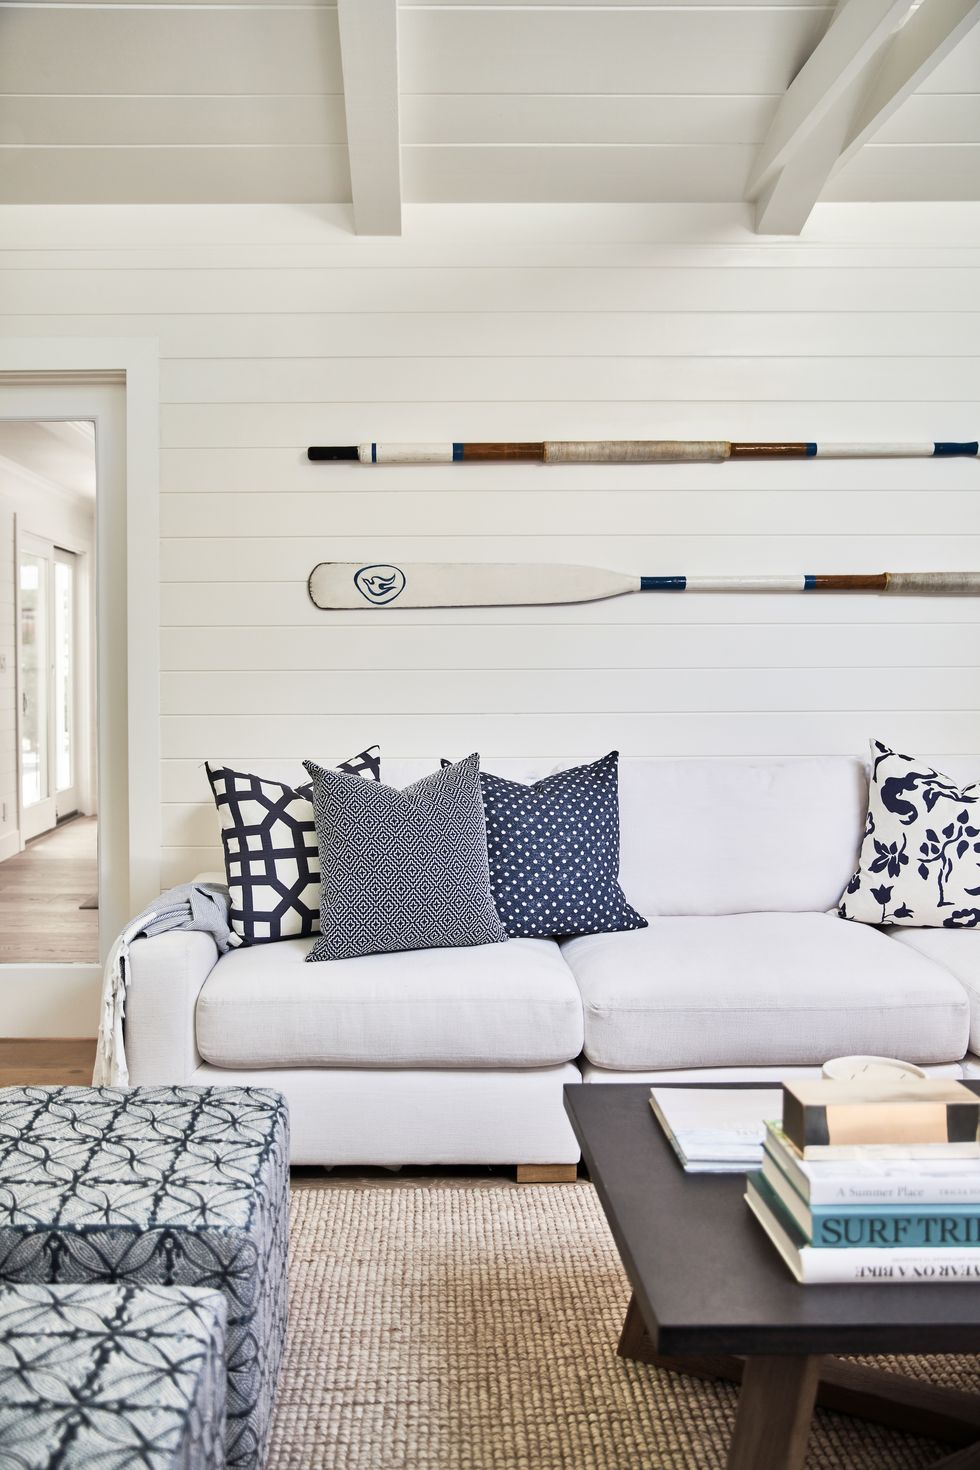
[{"x1": 125, "y1": 930, "x2": 220, "y2": 1085}]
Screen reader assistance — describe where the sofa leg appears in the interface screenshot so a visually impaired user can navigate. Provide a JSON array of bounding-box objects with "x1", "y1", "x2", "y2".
[{"x1": 516, "y1": 1164, "x2": 578, "y2": 1184}]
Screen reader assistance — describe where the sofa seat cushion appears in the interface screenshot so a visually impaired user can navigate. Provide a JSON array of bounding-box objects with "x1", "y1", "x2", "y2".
[
  {"x1": 195, "y1": 936, "x2": 583, "y2": 1069},
  {"x1": 887, "y1": 928, "x2": 980, "y2": 1053},
  {"x1": 561, "y1": 912, "x2": 969, "y2": 1070}
]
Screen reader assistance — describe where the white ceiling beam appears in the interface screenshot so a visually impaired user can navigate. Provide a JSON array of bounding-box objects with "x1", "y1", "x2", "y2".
[
  {"x1": 754, "y1": 73, "x2": 868, "y2": 234},
  {"x1": 752, "y1": 0, "x2": 980, "y2": 234},
  {"x1": 747, "y1": 0, "x2": 914, "y2": 199},
  {"x1": 337, "y1": 0, "x2": 402, "y2": 236},
  {"x1": 835, "y1": 0, "x2": 980, "y2": 173}
]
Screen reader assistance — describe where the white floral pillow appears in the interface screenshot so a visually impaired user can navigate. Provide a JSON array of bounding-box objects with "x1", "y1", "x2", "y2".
[{"x1": 838, "y1": 741, "x2": 980, "y2": 928}]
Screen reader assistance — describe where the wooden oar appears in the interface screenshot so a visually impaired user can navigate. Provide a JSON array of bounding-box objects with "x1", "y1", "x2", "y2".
[
  {"x1": 308, "y1": 440, "x2": 978, "y2": 465},
  {"x1": 308, "y1": 562, "x2": 980, "y2": 610}
]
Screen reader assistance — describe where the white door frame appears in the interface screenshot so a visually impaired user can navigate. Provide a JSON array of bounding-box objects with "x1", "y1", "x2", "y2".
[{"x1": 0, "y1": 338, "x2": 160, "y2": 1035}]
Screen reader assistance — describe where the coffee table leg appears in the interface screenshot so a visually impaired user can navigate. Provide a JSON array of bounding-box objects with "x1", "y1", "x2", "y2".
[{"x1": 725, "y1": 1354, "x2": 823, "y2": 1470}]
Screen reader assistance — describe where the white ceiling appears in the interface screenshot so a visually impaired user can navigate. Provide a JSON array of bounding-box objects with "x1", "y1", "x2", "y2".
[
  {"x1": 0, "y1": 0, "x2": 977, "y2": 208},
  {"x1": 0, "y1": 422, "x2": 97, "y2": 504}
]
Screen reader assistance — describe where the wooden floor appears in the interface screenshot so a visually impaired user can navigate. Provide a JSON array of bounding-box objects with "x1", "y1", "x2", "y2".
[
  {"x1": 0, "y1": 1038, "x2": 96, "y2": 1086},
  {"x1": 0, "y1": 816, "x2": 98, "y2": 964}
]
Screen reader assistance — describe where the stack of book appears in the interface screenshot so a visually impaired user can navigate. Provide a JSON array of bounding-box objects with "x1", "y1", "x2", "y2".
[
  {"x1": 649, "y1": 1086, "x2": 781, "y2": 1173},
  {"x1": 746, "y1": 1078, "x2": 980, "y2": 1284}
]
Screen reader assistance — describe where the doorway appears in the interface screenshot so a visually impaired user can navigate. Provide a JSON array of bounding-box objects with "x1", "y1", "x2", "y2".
[{"x1": 1, "y1": 419, "x2": 97, "y2": 965}]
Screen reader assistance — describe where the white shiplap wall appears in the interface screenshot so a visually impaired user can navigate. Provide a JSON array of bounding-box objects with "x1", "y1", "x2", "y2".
[{"x1": 0, "y1": 200, "x2": 977, "y2": 886}]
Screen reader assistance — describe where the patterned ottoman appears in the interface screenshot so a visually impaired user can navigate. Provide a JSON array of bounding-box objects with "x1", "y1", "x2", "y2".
[
  {"x1": 0, "y1": 1086, "x2": 290, "y2": 1470},
  {"x1": 0, "y1": 1282, "x2": 226, "y2": 1469}
]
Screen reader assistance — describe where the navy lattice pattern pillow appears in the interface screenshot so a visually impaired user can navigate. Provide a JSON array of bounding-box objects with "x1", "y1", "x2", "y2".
[
  {"x1": 469, "y1": 751, "x2": 647, "y2": 940},
  {"x1": 207, "y1": 747, "x2": 380, "y2": 944}
]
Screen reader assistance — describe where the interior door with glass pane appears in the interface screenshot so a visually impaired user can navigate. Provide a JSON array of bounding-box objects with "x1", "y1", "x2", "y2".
[{"x1": 18, "y1": 534, "x2": 78, "y2": 840}]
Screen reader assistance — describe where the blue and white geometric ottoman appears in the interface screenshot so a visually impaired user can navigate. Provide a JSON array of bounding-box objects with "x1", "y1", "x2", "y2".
[
  {"x1": 0, "y1": 1282, "x2": 226, "y2": 1469},
  {"x1": 0, "y1": 1086, "x2": 290, "y2": 1470}
]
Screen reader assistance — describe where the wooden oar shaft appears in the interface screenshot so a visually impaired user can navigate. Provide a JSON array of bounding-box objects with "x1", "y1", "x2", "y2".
[{"x1": 308, "y1": 440, "x2": 978, "y2": 465}]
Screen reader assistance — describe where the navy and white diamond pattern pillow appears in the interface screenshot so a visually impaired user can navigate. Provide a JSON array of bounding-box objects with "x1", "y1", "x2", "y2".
[
  {"x1": 207, "y1": 747, "x2": 380, "y2": 944},
  {"x1": 463, "y1": 751, "x2": 647, "y2": 940},
  {"x1": 304, "y1": 754, "x2": 507, "y2": 961}
]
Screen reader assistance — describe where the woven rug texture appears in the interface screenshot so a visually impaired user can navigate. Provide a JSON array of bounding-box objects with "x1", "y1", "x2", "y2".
[{"x1": 266, "y1": 1182, "x2": 978, "y2": 1469}]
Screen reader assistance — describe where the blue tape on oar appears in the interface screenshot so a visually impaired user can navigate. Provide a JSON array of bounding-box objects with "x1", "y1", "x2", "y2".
[
  {"x1": 805, "y1": 444, "x2": 818, "y2": 457},
  {"x1": 934, "y1": 442, "x2": 979, "y2": 457},
  {"x1": 640, "y1": 576, "x2": 687, "y2": 591},
  {"x1": 804, "y1": 574, "x2": 817, "y2": 589},
  {"x1": 453, "y1": 443, "x2": 465, "y2": 461}
]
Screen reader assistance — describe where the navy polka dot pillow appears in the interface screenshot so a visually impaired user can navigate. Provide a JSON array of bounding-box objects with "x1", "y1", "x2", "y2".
[{"x1": 446, "y1": 751, "x2": 647, "y2": 940}]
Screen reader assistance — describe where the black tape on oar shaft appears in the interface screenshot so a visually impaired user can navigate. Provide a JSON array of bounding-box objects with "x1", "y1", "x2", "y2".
[{"x1": 308, "y1": 446, "x2": 359, "y2": 460}]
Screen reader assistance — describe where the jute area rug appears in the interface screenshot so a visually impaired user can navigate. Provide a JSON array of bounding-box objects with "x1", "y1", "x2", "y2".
[{"x1": 267, "y1": 1180, "x2": 977, "y2": 1469}]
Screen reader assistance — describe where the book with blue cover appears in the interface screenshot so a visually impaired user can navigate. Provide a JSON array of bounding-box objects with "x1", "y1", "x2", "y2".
[{"x1": 745, "y1": 1173, "x2": 980, "y2": 1284}]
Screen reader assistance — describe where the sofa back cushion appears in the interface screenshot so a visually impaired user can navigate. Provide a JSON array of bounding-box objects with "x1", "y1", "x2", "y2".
[{"x1": 614, "y1": 756, "x2": 869, "y2": 916}]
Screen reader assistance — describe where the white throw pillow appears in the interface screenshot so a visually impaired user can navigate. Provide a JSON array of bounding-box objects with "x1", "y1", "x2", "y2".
[{"x1": 839, "y1": 740, "x2": 980, "y2": 928}]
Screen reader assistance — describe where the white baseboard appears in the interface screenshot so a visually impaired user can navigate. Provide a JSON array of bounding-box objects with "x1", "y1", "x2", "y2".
[
  {"x1": 0, "y1": 828, "x2": 22, "y2": 863},
  {"x1": 0, "y1": 966, "x2": 100, "y2": 1038}
]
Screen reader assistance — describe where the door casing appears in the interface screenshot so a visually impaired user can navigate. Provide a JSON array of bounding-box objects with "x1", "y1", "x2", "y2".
[{"x1": 0, "y1": 340, "x2": 160, "y2": 1036}]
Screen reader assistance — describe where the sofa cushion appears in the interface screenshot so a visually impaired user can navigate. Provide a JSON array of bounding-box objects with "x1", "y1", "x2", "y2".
[
  {"x1": 614, "y1": 756, "x2": 867, "y2": 916},
  {"x1": 888, "y1": 927, "x2": 980, "y2": 1054},
  {"x1": 561, "y1": 912, "x2": 969, "y2": 1070},
  {"x1": 195, "y1": 936, "x2": 583, "y2": 1069}
]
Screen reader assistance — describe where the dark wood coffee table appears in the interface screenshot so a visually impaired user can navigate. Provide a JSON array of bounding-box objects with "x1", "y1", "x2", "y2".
[{"x1": 564, "y1": 1082, "x2": 980, "y2": 1470}]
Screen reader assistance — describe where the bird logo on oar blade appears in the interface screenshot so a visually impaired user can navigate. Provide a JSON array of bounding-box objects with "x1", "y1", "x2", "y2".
[{"x1": 353, "y1": 564, "x2": 406, "y2": 605}]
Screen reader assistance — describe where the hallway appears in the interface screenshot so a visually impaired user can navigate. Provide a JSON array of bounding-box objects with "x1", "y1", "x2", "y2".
[{"x1": 0, "y1": 816, "x2": 98, "y2": 964}]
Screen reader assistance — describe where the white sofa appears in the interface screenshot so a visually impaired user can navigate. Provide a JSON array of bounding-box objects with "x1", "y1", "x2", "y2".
[{"x1": 125, "y1": 755, "x2": 980, "y2": 1166}]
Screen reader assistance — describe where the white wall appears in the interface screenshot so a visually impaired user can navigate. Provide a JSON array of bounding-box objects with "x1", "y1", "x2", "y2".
[
  {"x1": 0, "y1": 200, "x2": 977, "y2": 887},
  {"x1": 0, "y1": 462, "x2": 95, "y2": 859}
]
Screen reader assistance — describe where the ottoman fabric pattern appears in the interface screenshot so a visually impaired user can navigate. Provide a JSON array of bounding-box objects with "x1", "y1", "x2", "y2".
[
  {"x1": 0, "y1": 1282, "x2": 226, "y2": 1470},
  {"x1": 0, "y1": 1086, "x2": 290, "y2": 1470}
]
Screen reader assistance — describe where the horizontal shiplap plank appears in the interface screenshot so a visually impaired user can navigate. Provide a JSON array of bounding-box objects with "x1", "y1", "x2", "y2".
[
  {"x1": 406, "y1": 1, "x2": 833, "y2": 7},
  {"x1": 2, "y1": 202, "x2": 977, "y2": 249},
  {"x1": 159, "y1": 712, "x2": 980, "y2": 761},
  {"x1": 162, "y1": 667, "x2": 980, "y2": 716},
  {"x1": 0, "y1": 9, "x2": 343, "y2": 96},
  {"x1": 159, "y1": 354, "x2": 980, "y2": 405},
  {"x1": 159, "y1": 490, "x2": 980, "y2": 541},
  {"x1": 401, "y1": 94, "x2": 778, "y2": 146},
  {"x1": 6, "y1": 312, "x2": 977, "y2": 363},
  {"x1": 398, "y1": 8, "x2": 829, "y2": 95},
  {"x1": 0, "y1": 148, "x2": 351, "y2": 207},
  {"x1": 160, "y1": 621, "x2": 980, "y2": 673},
  {"x1": 919, "y1": 23, "x2": 980, "y2": 92},
  {"x1": 160, "y1": 450, "x2": 980, "y2": 494},
  {"x1": 4, "y1": 267, "x2": 977, "y2": 314},
  {"x1": 875, "y1": 95, "x2": 980, "y2": 147},
  {"x1": 160, "y1": 533, "x2": 980, "y2": 583},
  {"x1": 159, "y1": 401, "x2": 979, "y2": 449},
  {"x1": 0, "y1": 96, "x2": 347, "y2": 149},
  {"x1": 829, "y1": 147, "x2": 980, "y2": 204},
  {"x1": 4, "y1": 243, "x2": 980, "y2": 272},
  {"x1": 402, "y1": 144, "x2": 755, "y2": 205},
  {"x1": 160, "y1": 581, "x2": 980, "y2": 628}
]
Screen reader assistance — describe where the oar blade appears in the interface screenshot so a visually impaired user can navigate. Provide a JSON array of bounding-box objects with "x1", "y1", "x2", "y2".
[{"x1": 308, "y1": 561, "x2": 638, "y2": 609}]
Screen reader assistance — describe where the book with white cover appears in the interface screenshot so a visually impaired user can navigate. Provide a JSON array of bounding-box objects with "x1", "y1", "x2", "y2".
[
  {"x1": 764, "y1": 1123, "x2": 980, "y2": 1206},
  {"x1": 746, "y1": 1173, "x2": 980, "y2": 1284},
  {"x1": 649, "y1": 1087, "x2": 781, "y2": 1173}
]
